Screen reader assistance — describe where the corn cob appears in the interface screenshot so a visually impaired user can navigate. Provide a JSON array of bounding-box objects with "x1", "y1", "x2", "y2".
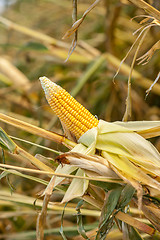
[{"x1": 40, "y1": 76, "x2": 99, "y2": 139}]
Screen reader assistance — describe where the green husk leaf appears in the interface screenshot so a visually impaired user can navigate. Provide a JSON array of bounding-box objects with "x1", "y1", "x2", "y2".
[
  {"x1": 62, "y1": 168, "x2": 89, "y2": 203},
  {"x1": 97, "y1": 132, "x2": 160, "y2": 175},
  {"x1": 102, "y1": 151, "x2": 160, "y2": 191},
  {"x1": 54, "y1": 164, "x2": 78, "y2": 187},
  {"x1": 115, "y1": 120, "x2": 160, "y2": 133},
  {"x1": 53, "y1": 143, "x2": 89, "y2": 187},
  {"x1": 115, "y1": 120, "x2": 160, "y2": 138},
  {"x1": 79, "y1": 120, "x2": 160, "y2": 188}
]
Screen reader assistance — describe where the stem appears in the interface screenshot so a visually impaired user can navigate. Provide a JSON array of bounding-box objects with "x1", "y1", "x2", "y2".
[
  {"x1": 0, "y1": 113, "x2": 76, "y2": 148},
  {"x1": 16, "y1": 146, "x2": 54, "y2": 173},
  {"x1": 128, "y1": 0, "x2": 160, "y2": 22},
  {"x1": 115, "y1": 210, "x2": 155, "y2": 235}
]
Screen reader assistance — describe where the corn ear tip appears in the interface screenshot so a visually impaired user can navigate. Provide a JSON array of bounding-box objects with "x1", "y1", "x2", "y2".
[
  {"x1": 39, "y1": 76, "x2": 46, "y2": 82},
  {"x1": 39, "y1": 76, "x2": 60, "y2": 92},
  {"x1": 39, "y1": 76, "x2": 47, "y2": 88}
]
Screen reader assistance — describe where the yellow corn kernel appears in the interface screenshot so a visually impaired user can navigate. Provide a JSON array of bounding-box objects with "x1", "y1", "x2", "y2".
[{"x1": 39, "y1": 76, "x2": 99, "y2": 138}]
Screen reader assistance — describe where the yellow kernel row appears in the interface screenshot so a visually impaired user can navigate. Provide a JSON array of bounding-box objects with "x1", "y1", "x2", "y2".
[
  {"x1": 47, "y1": 95, "x2": 87, "y2": 138},
  {"x1": 57, "y1": 89, "x2": 98, "y2": 125},
  {"x1": 40, "y1": 76, "x2": 99, "y2": 138}
]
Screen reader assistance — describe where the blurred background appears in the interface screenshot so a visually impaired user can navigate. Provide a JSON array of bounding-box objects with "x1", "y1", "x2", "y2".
[{"x1": 0, "y1": 0, "x2": 159, "y2": 239}]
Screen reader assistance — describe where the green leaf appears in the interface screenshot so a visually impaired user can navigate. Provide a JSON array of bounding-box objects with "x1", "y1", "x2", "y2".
[
  {"x1": 96, "y1": 187, "x2": 123, "y2": 240},
  {"x1": 118, "y1": 184, "x2": 135, "y2": 209},
  {"x1": 0, "y1": 127, "x2": 16, "y2": 152},
  {"x1": 90, "y1": 180, "x2": 121, "y2": 191},
  {"x1": 128, "y1": 226, "x2": 144, "y2": 240},
  {"x1": 60, "y1": 202, "x2": 68, "y2": 240},
  {"x1": 0, "y1": 170, "x2": 9, "y2": 180},
  {"x1": 0, "y1": 168, "x2": 48, "y2": 186},
  {"x1": 101, "y1": 187, "x2": 123, "y2": 222},
  {"x1": 21, "y1": 41, "x2": 48, "y2": 51},
  {"x1": 76, "y1": 200, "x2": 90, "y2": 240}
]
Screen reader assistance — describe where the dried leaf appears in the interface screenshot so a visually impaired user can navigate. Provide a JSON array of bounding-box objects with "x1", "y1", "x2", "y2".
[
  {"x1": 37, "y1": 176, "x2": 56, "y2": 240},
  {"x1": 128, "y1": 0, "x2": 160, "y2": 22},
  {"x1": 137, "y1": 40, "x2": 160, "y2": 65},
  {"x1": 146, "y1": 72, "x2": 160, "y2": 97},
  {"x1": 0, "y1": 57, "x2": 30, "y2": 91},
  {"x1": 56, "y1": 151, "x2": 119, "y2": 178},
  {"x1": 123, "y1": 26, "x2": 150, "y2": 121},
  {"x1": 63, "y1": 0, "x2": 102, "y2": 39}
]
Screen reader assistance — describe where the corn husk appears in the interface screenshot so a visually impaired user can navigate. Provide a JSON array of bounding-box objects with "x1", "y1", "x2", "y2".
[
  {"x1": 78, "y1": 120, "x2": 160, "y2": 193},
  {"x1": 53, "y1": 120, "x2": 160, "y2": 202}
]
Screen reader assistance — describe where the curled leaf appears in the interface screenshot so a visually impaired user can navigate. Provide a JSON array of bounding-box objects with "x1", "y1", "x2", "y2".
[
  {"x1": 63, "y1": 0, "x2": 102, "y2": 39},
  {"x1": 56, "y1": 151, "x2": 119, "y2": 178},
  {"x1": 137, "y1": 40, "x2": 160, "y2": 65},
  {"x1": 146, "y1": 72, "x2": 160, "y2": 97}
]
